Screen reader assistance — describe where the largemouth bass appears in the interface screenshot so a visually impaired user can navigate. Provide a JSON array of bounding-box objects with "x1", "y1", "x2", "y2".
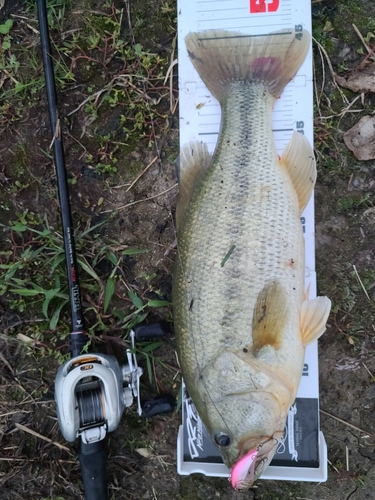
[{"x1": 173, "y1": 29, "x2": 331, "y2": 490}]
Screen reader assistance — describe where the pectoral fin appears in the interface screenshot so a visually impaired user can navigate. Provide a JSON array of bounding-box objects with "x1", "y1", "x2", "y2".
[
  {"x1": 176, "y1": 141, "x2": 212, "y2": 229},
  {"x1": 300, "y1": 296, "x2": 331, "y2": 347},
  {"x1": 279, "y1": 132, "x2": 316, "y2": 213},
  {"x1": 252, "y1": 281, "x2": 288, "y2": 352}
]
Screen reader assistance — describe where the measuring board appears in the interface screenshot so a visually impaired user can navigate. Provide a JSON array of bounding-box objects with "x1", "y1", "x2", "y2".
[{"x1": 176, "y1": 0, "x2": 328, "y2": 482}]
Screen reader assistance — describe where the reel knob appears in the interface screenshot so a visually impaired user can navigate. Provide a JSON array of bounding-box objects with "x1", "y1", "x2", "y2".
[
  {"x1": 142, "y1": 394, "x2": 175, "y2": 418},
  {"x1": 133, "y1": 322, "x2": 169, "y2": 342},
  {"x1": 123, "y1": 387, "x2": 133, "y2": 407}
]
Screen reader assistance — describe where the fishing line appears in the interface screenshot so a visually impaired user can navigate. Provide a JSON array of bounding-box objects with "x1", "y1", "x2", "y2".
[
  {"x1": 138, "y1": 4, "x2": 239, "y2": 443},
  {"x1": 124, "y1": 0, "x2": 239, "y2": 448},
  {"x1": 77, "y1": 383, "x2": 105, "y2": 427}
]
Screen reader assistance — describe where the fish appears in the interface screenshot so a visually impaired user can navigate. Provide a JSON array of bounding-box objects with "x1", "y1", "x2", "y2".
[{"x1": 172, "y1": 28, "x2": 331, "y2": 490}]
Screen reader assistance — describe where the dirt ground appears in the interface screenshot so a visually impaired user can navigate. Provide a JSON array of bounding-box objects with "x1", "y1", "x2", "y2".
[{"x1": 1, "y1": 0, "x2": 375, "y2": 499}]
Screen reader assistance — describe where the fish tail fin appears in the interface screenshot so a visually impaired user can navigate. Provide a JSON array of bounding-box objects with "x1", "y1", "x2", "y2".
[{"x1": 185, "y1": 29, "x2": 310, "y2": 101}]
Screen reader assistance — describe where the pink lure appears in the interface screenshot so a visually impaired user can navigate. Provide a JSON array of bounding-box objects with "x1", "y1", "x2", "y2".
[{"x1": 230, "y1": 448, "x2": 258, "y2": 490}]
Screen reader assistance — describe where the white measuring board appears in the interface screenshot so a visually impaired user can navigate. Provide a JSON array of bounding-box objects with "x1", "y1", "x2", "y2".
[{"x1": 177, "y1": 0, "x2": 327, "y2": 483}]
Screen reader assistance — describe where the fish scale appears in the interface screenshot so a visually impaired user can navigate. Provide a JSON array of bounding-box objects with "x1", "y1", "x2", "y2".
[
  {"x1": 174, "y1": 83, "x2": 304, "y2": 371},
  {"x1": 173, "y1": 28, "x2": 331, "y2": 488}
]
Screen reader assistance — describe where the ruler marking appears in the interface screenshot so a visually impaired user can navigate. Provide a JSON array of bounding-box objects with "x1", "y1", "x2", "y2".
[
  {"x1": 197, "y1": 23, "x2": 293, "y2": 30},
  {"x1": 197, "y1": 7, "x2": 248, "y2": 12},
  {"x1": 197, "y1": 17, "x2": 291, "y2": 23}
]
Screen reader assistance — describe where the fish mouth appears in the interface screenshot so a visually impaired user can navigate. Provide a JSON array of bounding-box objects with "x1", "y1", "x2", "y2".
[{"x1": 230, "y1": 436, "x2": 280, "y2": 491}]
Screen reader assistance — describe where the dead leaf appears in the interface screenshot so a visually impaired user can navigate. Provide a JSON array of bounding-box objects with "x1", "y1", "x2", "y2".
[
  {"x1": 16, "y1": 333, "x2": 34, "y2": 344},
  {"x1": 335, "y1": 64, "x2": 375, "y2": 93},
  {"x1": 135, "y1": 448, "x2": 154, "y2": 458},
  {"x1": 343, "y1": 115, "x2": 375, "y2": 160}
]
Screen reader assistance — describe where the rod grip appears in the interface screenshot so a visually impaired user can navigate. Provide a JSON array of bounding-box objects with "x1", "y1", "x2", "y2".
[{"x1": 79, "y1": 440, "x2": 109, "y2": 500}]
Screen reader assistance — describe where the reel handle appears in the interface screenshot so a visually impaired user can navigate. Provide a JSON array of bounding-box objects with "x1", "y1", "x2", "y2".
[
  {"x1": 79, "y1": 440, "x2": 108, "y2": 500},
  {"x1": 142, "y1": 394, "x2": 175, "y2": 418}
]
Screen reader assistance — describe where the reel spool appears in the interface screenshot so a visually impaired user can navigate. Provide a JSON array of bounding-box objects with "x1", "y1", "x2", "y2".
[{"x1": 76, "y1": 381, "x2": 105, "y2": 428}]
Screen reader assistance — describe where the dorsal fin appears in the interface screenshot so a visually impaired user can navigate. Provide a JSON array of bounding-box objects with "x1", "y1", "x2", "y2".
[
  {"x1": 176, "y1": 141, "x2": 212, "y2": 229},
  {"x1": 279, "y1": 132, "x2": 317, "y2": 213},
  {"x1": 251, "y1": 280, "x2": 288, "y2": 353}
]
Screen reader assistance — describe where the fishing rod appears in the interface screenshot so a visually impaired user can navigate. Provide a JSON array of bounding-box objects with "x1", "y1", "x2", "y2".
[
  {"x1": 36, "y1": 0, "x2": 112, "y2": 497},
  {"x1": 36, "y1": 1, "x2": 174, "y2": 498}
]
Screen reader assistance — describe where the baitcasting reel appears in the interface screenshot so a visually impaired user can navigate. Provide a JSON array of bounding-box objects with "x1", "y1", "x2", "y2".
[{"x1": 55, "y1": 324, "x2": 174, "y2": 444}]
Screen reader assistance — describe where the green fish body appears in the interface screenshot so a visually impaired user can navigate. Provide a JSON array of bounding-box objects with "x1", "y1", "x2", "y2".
[{"x1": 173, "y1": 29, "x2": 331, "y2": 489}]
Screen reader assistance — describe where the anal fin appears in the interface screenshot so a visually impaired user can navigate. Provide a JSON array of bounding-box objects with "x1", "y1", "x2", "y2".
[
  {"x1": 176, "y1": 141, "x2": 212, "y2": 229},
  {"x1": 300, "y1": 296, "x2": 331, "y2": 347},
  {"x1": 279, "y1": 131, "x2": 317, "y2": 213}
]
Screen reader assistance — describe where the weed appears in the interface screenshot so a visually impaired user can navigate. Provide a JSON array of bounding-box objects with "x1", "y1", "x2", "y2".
[
  {"x1": 313, "y1": 12, "x2": 335, "y2": 54},
  {"x1": 337, "y1": 194, "x2": 371, "y2": 214},
  {"x1": 334, "y1": 0, "x2": 375, "y2": 44},
  {"x1": 0, "y1": 212, "x2": 171, "y2": 363},
  {"x1": 0, "y1": 1, "x2": 178, "y2": 497},
  {"x1": 0, "y1": 19, "x2": 13, "y2": 49},
  {"x1": 85, "y1": 150, "x2": 118, "y2": 177}
]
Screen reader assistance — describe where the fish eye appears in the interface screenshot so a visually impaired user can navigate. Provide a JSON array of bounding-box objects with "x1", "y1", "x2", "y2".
[{"x1": 214, "y1": 432, "x2": 231, "y2": 447}]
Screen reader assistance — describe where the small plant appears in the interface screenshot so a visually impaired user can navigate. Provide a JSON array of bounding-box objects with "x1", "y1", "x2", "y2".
[
  {"x1": 0, "y1": 212, "x2": 171, "y2": 362},
  {"x1": 0, "y1": 19, "x2": 13, "y2": 49},
  {"x1": 0, "y1": 1, "x2": 178, "y2": 497},
  {"x1": 337, "y1": 194, "x2": 371, "y2": 214}
]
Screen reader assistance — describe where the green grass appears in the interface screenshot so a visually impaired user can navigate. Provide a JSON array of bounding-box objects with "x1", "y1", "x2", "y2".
[
  {"x1": 0, "y1": 1, "x2": 179, "y2": 498},
  {"x1": 0, "y1": 0, "x2": 176, "y2": 162},
  {"x1": 0, "y1": 0, "x2": 177, "y2": 380},
  {"x1": 337, "y1": 194, "x2": 372, "y2": 214},
  {"x1": 334, "y1": 0, "x2": 375, "y2": 43},
  {"x1": 0, "y1": 211, "x2": 171, "y2": 365}
]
